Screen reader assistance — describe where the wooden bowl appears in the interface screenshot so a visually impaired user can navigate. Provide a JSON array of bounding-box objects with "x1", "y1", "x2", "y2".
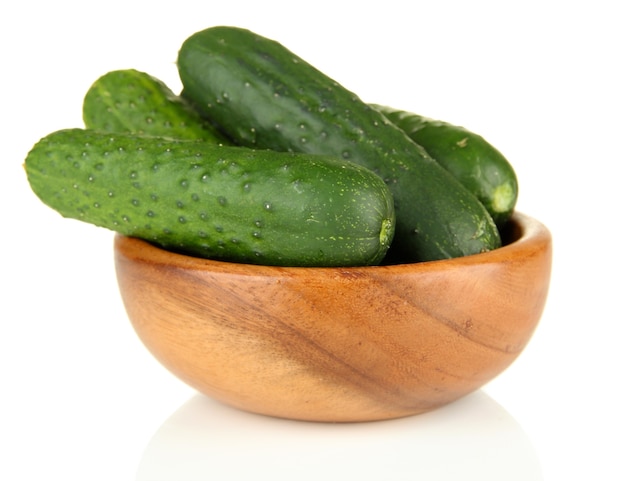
[{"x1": 114, "y1": 212, "x2": 551, "y2": 422}]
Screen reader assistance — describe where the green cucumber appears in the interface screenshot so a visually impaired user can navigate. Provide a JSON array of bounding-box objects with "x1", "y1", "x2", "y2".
[
  {"x1": 82, "y1": 69, "x2": 228, "y2": 142},
  {"x1": 24, "y1": 128, "x2": 395, "y2": 267},
  {"x1": 373, "y1": 105, "x2": 518, "y2": 228},
  {"x1": 177, "y1": 26, "x2": 501, "y2": 263}
]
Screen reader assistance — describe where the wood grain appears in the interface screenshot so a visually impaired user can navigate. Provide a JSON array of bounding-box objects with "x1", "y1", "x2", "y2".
[{"x1": 114, "y1": 212, "x2": 551, "y2": 422}]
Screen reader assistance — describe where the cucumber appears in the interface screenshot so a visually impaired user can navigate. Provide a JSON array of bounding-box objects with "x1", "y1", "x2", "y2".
[
  {"x1": 373, "y1": 105, "x2": 518, "y2": 228},
  {"x1": 177, "y1": 26, "x2": 501, "y2": 263},
  {"x1": 24, "y1": 128, "x2": 395, "y2": 267},
  {"x1": 82, "y1": 69, "x2": 228, "y2": 142}
]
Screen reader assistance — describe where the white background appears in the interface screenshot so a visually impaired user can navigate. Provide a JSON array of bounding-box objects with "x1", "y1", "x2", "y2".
[{"x1": 2, "y1": 1, "x2": 624, "y2": 479}]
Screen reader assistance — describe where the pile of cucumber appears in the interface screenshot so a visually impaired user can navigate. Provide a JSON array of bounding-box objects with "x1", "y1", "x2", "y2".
[{"x1": 24, "y1": 26, "x2": 518, "y2": 267}]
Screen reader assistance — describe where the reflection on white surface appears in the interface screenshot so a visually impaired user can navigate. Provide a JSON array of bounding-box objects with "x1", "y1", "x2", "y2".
[{"x1": 136, "y1": 390, "x2": 542, "y2": 480}]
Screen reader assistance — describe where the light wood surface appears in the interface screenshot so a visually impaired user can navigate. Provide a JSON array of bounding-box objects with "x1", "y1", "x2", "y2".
[{"x1": 114, "y1": 212, "x2": 552, "y2": 422}]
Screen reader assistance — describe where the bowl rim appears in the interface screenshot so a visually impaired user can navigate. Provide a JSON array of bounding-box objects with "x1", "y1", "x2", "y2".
[{"x1": 114, "y1": 211, "x2": 551, "y2": 276}]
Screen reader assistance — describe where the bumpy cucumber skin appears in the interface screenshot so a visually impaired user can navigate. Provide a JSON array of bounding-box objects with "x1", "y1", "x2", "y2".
[
  {"x1": 24, "y1": 129, "x2": 395, "y2": 267},
  {"x1": 82, "y1": 69, "x2": 228, "y2": 143},
  {"x1": 177, "y1": 26, "x2": 501, "y2": 263},
  {"x1": 373, "y1": 105, "x2": 518, "y2": 228}
]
